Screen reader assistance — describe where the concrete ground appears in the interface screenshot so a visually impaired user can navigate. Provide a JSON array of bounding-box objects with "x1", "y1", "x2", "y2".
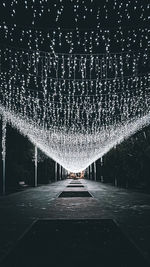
[{"x1": 0, "y1": 179, "x2": 150, "y2": 263}]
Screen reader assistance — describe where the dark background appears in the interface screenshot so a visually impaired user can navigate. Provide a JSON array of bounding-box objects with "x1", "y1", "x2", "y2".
[{"x1": 0, "y1": 0, "x2": 149, "y2": 193}]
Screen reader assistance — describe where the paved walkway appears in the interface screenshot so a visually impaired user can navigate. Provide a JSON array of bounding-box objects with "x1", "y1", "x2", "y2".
[{"x1": 0, "y1": 179, "x2": 150, "y2": 263}]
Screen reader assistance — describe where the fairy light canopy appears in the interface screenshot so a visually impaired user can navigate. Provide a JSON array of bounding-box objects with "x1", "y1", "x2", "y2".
[{"x1": 0, "y1": 0, "x2": 149, "y2": 172}]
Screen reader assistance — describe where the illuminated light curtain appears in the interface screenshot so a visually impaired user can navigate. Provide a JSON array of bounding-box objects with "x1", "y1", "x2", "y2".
[{"x1": 0, "y1": 0, "x2": 149, "y2": 172}]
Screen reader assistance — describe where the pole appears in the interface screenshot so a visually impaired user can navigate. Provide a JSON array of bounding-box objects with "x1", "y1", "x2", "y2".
[
  {"x1": 88, "y1": 167, "x2": 90, "y2": 179},
  {"x1": 2, "y1": 118, "x2": 6, "y2": 195},
  {"x1": 34, "y1": 145, "x2": 37, "y2": 187},
  {"x1": 88, "y1": 166, "x2": 90, "y2": 179},
  {"x1": 90, "y1": 164, "x2": 93, "y2": 180},
  {"x1": 94, "y1": 162, "x2": 96, "y2": 181},
  {"x1": 100, "y1": 157, "x2": 104, "y2": 182},
  {"x1": 59, "y1": 164, "x2": 62, "y2": 180},
  {"x1": 55, "y1": 162, "x2": 57, "y2": 181}
]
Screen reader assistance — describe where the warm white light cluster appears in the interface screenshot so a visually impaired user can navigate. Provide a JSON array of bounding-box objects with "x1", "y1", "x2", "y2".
[
  {"x1": 0, "y1": 46, "x2": 149, "y2": 172},
  {"x1": 0, "y1": 25, "x2": 149, "y2": 54},
  {"x1": 0, "y1": 0, "x2": 149, "y2": 53},
  {"x1": 0, "y1": 1, "x2": 149, "y2": 172},
  {"x1": 1, "y1": 0, "x2": 149, "y2": 26},
  {"x1": 1, "y1": 104, "x2": 150, "y2": 173}
]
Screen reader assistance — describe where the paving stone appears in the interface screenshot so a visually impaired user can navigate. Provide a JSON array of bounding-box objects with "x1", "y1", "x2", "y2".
[
  {"x1": 0, "y1": 179, "x2": 150, "y2": 264},
  {"x1": 2, "y1": 219, "x2": 149, "y2": 267}
]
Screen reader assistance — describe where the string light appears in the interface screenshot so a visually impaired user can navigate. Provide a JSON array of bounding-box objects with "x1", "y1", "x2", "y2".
[{"x1": 0, "y1": 0, "x2": 149, "y2": 172}]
